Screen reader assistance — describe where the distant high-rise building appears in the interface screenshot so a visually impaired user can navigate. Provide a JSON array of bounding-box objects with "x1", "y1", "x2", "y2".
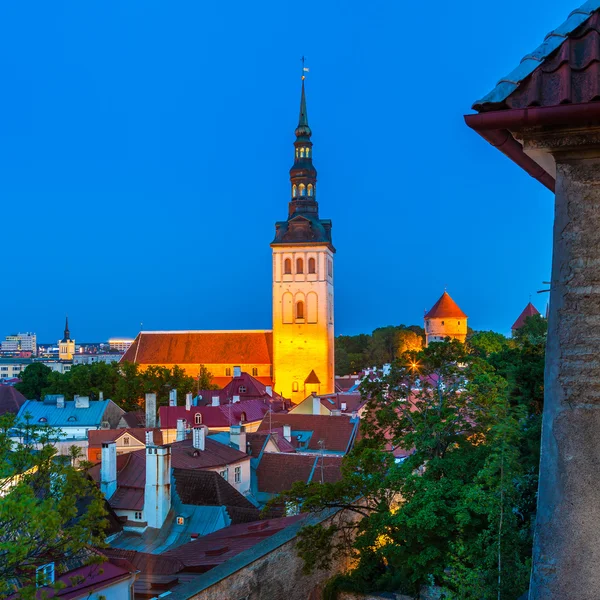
[
  {"x1": 424, "y1": 291, "x2": 468, "y2": 346},
  {"x1": 108, "y1": 338, "x2": 134, "y2": 353},
  {"x1": 1, "y1": 332, "x2": 37, "y2": 355},
  {"x1": 59, "y1": 317, "x2": 75, "y2": 361}
]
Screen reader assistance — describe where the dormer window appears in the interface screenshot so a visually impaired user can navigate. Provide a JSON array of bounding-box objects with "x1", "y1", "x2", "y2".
[
  {"x1": 239, "y1": 386, "x2": 247, "y2": 393},
  {"x1": 240, "y1": 412, "x2": 247, "y2": 422},
  {"x1": 36, "y1": 563, "x2": 55, "y2": 587},
  {"x1": 195, "y1": 413, "x2": 202, "y2": 425},
  {"x1": 176, "y1": 516, "x2": 185, "y2": 525},
  {"x1": 67, "y1": 416, "x2": 77, "y2": 422},
  {"x1": 123, "y1": 436, "x2": 130, "y2": 446},
  {"x1": 38, "y1": 417, "x2": 47, "y2": 423}
]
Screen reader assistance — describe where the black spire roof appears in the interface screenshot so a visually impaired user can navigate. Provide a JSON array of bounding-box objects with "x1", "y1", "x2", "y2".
[
  {"x1": 272, "y1": 75, "x2": 334, "y2": 251},
  {"x1": 62, "y1": 316, "x2": 70, "y2": 343}
]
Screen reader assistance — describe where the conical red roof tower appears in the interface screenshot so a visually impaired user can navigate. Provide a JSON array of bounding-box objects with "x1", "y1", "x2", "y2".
[
  {"x1": 425, "y1": 291, "x2": 467, "y2": 319},
  {"x1": 511, "y1": 302, "x2": 541, "y2": 332}
]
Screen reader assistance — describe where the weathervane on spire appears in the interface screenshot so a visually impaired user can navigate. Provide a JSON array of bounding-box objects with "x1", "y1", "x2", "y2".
[{"x1": 301, "y1": 55, "x2": 309, "y2": 80}]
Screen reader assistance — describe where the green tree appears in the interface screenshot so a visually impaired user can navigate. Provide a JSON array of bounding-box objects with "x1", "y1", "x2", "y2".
[
  {"x1": 513, "y1": 314, "x2": 547, "y2": 344},
  {"x1": 468, "y1": 331, "x2": 510, "y2": 358},
  {"x1": 394, "y1": 329, "x2": 423, "y2": 357},
  {"x1": 197, "y1": 364, "x2": 218, "y2": 390},
  {"x1": 0, "y1": 413, "x2": 108, "y2": 598},
  {"x1": 15, "y1": 363, "x2": 53, "y2": 400}
]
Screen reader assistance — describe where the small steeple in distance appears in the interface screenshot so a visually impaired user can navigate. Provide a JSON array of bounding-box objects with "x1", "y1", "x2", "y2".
[
  {"x1": 62, "y1": 316, "x2": 70, "y2": 342},
  {"x1": 511, "y1": 302, "x2": 541, "y2": 335}
]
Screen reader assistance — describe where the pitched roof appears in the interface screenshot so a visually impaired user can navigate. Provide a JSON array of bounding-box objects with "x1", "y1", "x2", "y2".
[
  {"x1": 88, "y1": 427, "x2": 164, "y2": 448},
  {"x1": 0, "y1": 386, "x2": 26, "y2": 416},
  {"x1": 512, "y1": 302, "x2": 542, "y2": 331},
  {"x1": 170, "y1": 438, "x2": 249, "y2": 470},
  {"x1": 101, "y1": 548, "x2": 185, "y2": 575},
  {"x1": 256, "y1": 413, "x2": 359, "y2": 453},
  {"x1": 256, "y1": 452, "x2": 343, "y2": 494},
  {"x1": 304, "y1": 370, "x2": 321, "y2": 384},
  {"x1": 121, "y1": 330, "x2": 273, "y2": 365},
  {"x1": 16, "y1": 399, "x2": 120, "y2": 428},
  {"x1": 424, "y1": 291, "x2": 467, "y2": 319},
  {"x1": 473, "y1": 1, "x2": 600, "y2": 111},
  {"x1": 120, "y1": 410, "x2": 145, "y2": 428}
]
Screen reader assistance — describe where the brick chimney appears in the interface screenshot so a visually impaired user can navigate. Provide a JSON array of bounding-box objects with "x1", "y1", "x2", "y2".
[
  {"x1": 145, "y1": 393, "x2": 157, "y2": 428},
  {"x1": 230, "y1": 424, "x2": 246, "y2": 453},
  {"x1": 193, "y1": 426, "x2": 206, "y2": 451},
  {"x1": 169, "y1": 389, "x2": 177, "y2": 407},
  {"x1": 185, "y1": 392, "x2": 192, "y2": 411},
  {"x1": 144, "y1": 444, "x2": 171, "y2": 530},
  {"x1": 100, "y1": 441, "x2": 117, "y2": 499},
  {"x1": 176, "y1": 419, "x2": 186, "y2": 442}
]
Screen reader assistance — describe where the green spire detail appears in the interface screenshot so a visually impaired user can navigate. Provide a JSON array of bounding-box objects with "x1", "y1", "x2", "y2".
[{"x1": 295, "y1": 79, "x2": 312, "y2": 139}]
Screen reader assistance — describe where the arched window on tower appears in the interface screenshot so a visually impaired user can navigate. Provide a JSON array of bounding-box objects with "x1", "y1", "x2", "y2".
[
  {"x1": 300, "y1": 147, "x2": 305, "y2": 158},
  {"x1": 306, "y1": 147, "x2": 311, "y2": 158},
  {"x1": 292, "y1": 184, "x2": 297, "y2": 197},
  {"x1": 295, "y1": 148, "x2": 299, "y2": 159},
  {"x1": 284, "y1": 258, "x2": 292, "y2": 274},
  {"x1": 195, "y1": 413, "x2": 202, "y2": 425},
  {"x1": 308, "y1": 257, "x2": 316, "y2": 274},
  {"x1": 307, "y1": 184, "x2": 313, "y2": 196},
  {"x1": 296, "y1": 301, "x2": 305, "y2": 320},
  {"x1": 296, "y1": 258, "x2": 304, "y2": 274},
  {"x1": 299, "y1": 184, "x2": 306, "y2": 196}
]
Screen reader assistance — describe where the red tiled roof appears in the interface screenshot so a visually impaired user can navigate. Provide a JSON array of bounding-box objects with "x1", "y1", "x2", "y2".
[
  {"x1": 121, "y1": 330, "x2": 273, "y2": 365},
  {"x1": 512, "y1": 302, "x2": 541, "y2": 331},
  {"x1": 425, "y1": 291, "x2": 467, "y2": 319},
  {"x1": 195, "y1": 373, "x2": 288, "y2": 408},
  {"x1": 121, "y1": 410, "x2": 145, "y2": 428},
  {"x1": 170, "y1": 438, "x2": 249, "y2": 470},
  {"x1": 88, "y1": 428, "x2": 164, "y2": 449},
  {"x1": 0, "y1": 386, "x2": 26, "y2": 416},
  {"x1": 101, "y1": 548, "x2": 185, "y2": 575},
  {"x1": 161, "y1": 515, "x2": 305, "y2": 572},
  {"x1": 319, "y1": 392, "x2": 364, "y2": 413},
  {"x1": 335, "y1": 376, "x2": 359, "y2": 392},
  {"x1": 256, "y1": 452, "x2": 343, "y2": 494},
  {"x1": 159, "y1": 399, "x2": 277, "y2": 429},
  {"x1": 256, "y1": 413, "x2": 358, "y2": 453}
]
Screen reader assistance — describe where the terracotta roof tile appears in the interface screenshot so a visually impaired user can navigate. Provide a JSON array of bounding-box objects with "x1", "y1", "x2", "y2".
[
  {"x1": 88, "y1": 428, "x2": 164, "y2": 449},
  {"x1": 121, "y1": 331, "x2": 273, "y2": 365},
  {"x1": 0, "y1": 386, "x2": 26, "y2": 416},
  {"x1": 424, "y1": 291, "x2": 467, "y2": 319},
  {"x1": 512, "y1": 302, "x2": 541, "y2": 331},
  {"x1": 170, "y1": 438, "x2": 249, "y2": 470}
]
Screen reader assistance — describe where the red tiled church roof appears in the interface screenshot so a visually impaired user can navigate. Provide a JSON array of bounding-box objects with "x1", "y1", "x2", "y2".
[
  {"x1": 512, "y1": 302, "x2": 541, "y2": 331},
  {"x1": 121, "y1": 330, "x2": 273, "y2": 365},
  {"x1": 425, "y1": 291, "x2": 467, "y2": 319}
]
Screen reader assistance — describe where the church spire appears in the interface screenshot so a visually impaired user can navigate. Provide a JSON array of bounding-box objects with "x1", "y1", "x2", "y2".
[
  {"x1": 63, "y1": 316, "x2": 70, "y2": 342},
  {"x1": 295, "y1": 78, "x2": 312, "y2": 140}
]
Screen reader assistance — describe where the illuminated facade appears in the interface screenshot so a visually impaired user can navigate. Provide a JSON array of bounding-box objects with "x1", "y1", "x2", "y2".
[
  {"x1": 271, "y1": 77, "x2": 335, "y2": 402},
  {"x1": 424, "y1": 291, "x2": 467, "y2": 346},
  {"x1": 58, "y1": 316, "x2": 75, "y2": 361}
]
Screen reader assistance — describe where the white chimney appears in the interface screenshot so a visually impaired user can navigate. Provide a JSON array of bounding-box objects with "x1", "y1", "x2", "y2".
[
  {"x1": 146, "y1": 393, "x2": 157, "y2": 428},
  {"x1": 233, "y1": 366, "x2": 241, "y2": 378},
  {"x1": 144, "y1": 445, "x2": 171, "y2": 530},
  {"x1": 100, "y1": 441, "x2": 117, "y2": 499},
  {"x1": 99, "y1": 391, "x2": 104, "y2": 401},
  {"x1": 233, "y1": 395, "x2": 240, "y2": 403},
  {"x1": 75, "y1": 396, "x2": 90, "y2": 409},
  {"x1": 145, "y1": 430, "x2": 155, "y2": 446},
  {"x1": 265, "y1": 386, "x2": 273, "y2": 397},
  {"x1": 193, "y1": 426, "x2": 206, "y2": 451},
  {"x1": 312, "y1": 393, "x2": 321, "y2": 416},
  {"x1": 176, "y1": 419, "x2": 186, "y2": 442},
  {"x1": 56, "y1": 395, "x2": 65, "y2": 409},
  {"x1": 211, "y1": 396, "x2": 220, "y2": 407},
  {"x1": 341, "y1": 402, "x2": 347, "y2": 411},
  {"x1": 331, "y1": 409, "x2": 342, "y2": 416},
  {"x1": 283, "y1": 424, "x2": 291, "y2": 442},
  {"x1": 230, "y1": 424, "x2": 247, "y2": 453},
  {"x1": 169, "y1": 389, "x2": 177, "y2": 407},
  {"x1": 185, "y1": 392, "x2": 192, "y2": 411}
]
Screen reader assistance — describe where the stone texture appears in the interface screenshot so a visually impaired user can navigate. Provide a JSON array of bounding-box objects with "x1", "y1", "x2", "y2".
[{"x1": 530, "y1": 153, "x2": 600, "y2": 598}]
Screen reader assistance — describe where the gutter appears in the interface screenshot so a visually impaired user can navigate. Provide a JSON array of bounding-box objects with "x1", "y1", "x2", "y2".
[{"x1": 464, "y1": 101, "x2": 600, "y2": 193}]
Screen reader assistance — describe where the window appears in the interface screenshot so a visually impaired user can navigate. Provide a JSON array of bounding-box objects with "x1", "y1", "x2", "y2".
[
  {"x1": 234, "y1": 466, "x2": 241, "y2": 483},
  {"x1": 240, "y1": 412, "x2": 247, "y2": 422},
  {"x1": 176, "y1": 516, "x2": 185, "y2": 525},
  {"x1": 306, "y1": 147, "x2": 311, "y2": 158},
  {"x1": 123, "y1": 436, "x2": 130, "y2": 446},
  {"x1": 327, "y1": 259, "x2": 333, "y2": 277},
  {"x1": 195, "y1": 413, "x2": 202, "y2": 425},
  {"x1": 296, "y1": 258, "x2": 303, "y2": 274},
  {"x1": 296, "y1": 301, "x2": 304, "y2": 320},
  {"x1": 0, "y1": 367, "x2": 7, "y2": 371},
  {"x1": 300, "y1": 147, "x2": 305, "y2": 158},
  {"x1": 135, "y1": 511, "x2": 142, "y2": 520},
  {"x1": 308, "y1": 257, "x2": 316, "y2": 274},
  {"x1": 307, "y1": 183, "x2": 313, "y2": 196},
  {"x1": 292, "y1": 381, "x2": 299, "y2": 392},
  {"x1": 38, "y1": 417, "x2": 47, "y2": 423},
  {"x1": 225, "y1": 367, "x2": 231, "y2": 376},
  {"x1": 220, "y1": 469, "x2": 228, "y2": 481},
  {"x1": 299, "y1": 183, "x2": 306, "y2": 196},
  {"x1": 292, "y1": 184, "x2": 297, "y2": 197},
  {"x1": 239, "y1": 386, "x2": 247, "y2": 393},
  {"x1": 441, "y1": 321, "x2": 445, "y2": 325},
  {"x1": 295, "y1": 148, "x2": 299, "y2": 158},
  {"x1": 252, "y1": 367, "x2": 258, "y2": 376},
  {"x1": 284, "y1": 258, "x2": 292, "y2": 274},
  {"x1": 458, "y1": 321, "x2": 461, "y2": 325},
  {"x1": 67, "y1": 416, "x2": 77, "y2": 422},
  {"x1": 36, "y1": 563, "x2": 55, "y2": 587}
]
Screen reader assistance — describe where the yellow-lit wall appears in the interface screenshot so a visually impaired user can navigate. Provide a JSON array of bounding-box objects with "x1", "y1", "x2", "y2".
[
  {"x1": 425, "y1": 317, "x2": 467, "y2": 346},
  {"x1": 59, "y1": 340, "x2": 75, "y2": 361},
  {"x1": 135, "y1": 363, "x2": 272, "y2": 381},
  {"x1": 272, "y1": 245, "x2": 335, "y2": 403}
]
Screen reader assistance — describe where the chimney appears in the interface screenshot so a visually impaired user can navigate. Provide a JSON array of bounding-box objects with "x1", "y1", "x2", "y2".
[
  {"x1": 193, "y1": 426, "x2": 206, "y2": 451},
  {"x1": 232, "y1": 395, "x2": 240, "y2": 403},
  {"x1": 230, "y1": 424, "x2": 246, "y2": 453},
  {"x1": 145, "y1": 393, "x2": 157, "y2": 428},
  {"x1": 176, "y1": 419, "x2": 186, "y2": 442},
  {"x1": 340, "y1": 402, "x2": 347, "y2": 411},
  {"x1": 233, "y1": 366, "x2": 241, "y2": 378},
  {"x1": 56, "y1": 395, "x2": 65, "y2": 409},
  {"x1": 145, "y1": 430, "x2": 155, "y2": 446},
  {"x1": 211, "y1": 396, "x2": 220, "y2": 407},
  {"x1": 185, "y1": 392, "x2": 192, "y2": 411},
  {"x1": 331, "y1": 409, "x2": 342, "y2": 416},
  {"x1": 100, "y1": 441, "x2": 117, "y2": 499},
  {"x1": 283, "y1": 424, "x2": 291, "y2": 442},
  {"x1": 144, "y1": 444, "x2": 171, "y2": 529},
  {"x1": 74, "y1": 396, "x2": 90, "y2": 409},
  {"x1": 169, "y1": 389, "x2": 177, "y2": 407},
  {"x1": 99, "y1": 391, "x2": 104, "y2": 401},
  {"x1": 312, "y1": 393, "x2": 321, "y2": 416},
  {"x1": 265, "y1": 385, "x2": 273, "y2": 397}
]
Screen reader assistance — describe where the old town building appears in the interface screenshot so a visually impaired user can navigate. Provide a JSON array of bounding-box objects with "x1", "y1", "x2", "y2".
[{"x1": 424, "y1": 290, "x2": 468, "y2": 346}]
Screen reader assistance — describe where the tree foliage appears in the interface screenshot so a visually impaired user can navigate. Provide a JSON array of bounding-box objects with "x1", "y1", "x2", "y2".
[
  {"x1": 0, "y1": 413, "x2": 108, "y2": 598},
  {"x1": 15, "y1": 363, "x2": 53, "y2": 400},
  {"x1": 276, "y1": 337, "x2": 542, "y2": 599}
]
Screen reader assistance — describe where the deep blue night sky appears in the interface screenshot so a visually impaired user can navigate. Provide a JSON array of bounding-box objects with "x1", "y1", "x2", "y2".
[{"x1": 0, "y1": 1, "x2": 569, "y2": 341}]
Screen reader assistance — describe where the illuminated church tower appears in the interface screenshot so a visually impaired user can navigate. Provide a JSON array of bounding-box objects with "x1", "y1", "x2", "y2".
[
  {"x1": 59, "y1": 316, "x2": 75, "y2": 360},
  {"x1": 271, "y1": 76, "x2": 335, "y2": 403}
]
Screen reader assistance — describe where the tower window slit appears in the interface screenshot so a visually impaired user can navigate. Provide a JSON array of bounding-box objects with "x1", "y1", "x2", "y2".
[
  {"x1": 308, "y1": 258, "x2": 316, "y2": 274},
  {"x1": 296, "y1": 301, "x2": 304, "y2": 320},
  {"x1": 284, "y1": 258, "x2": 292, "y2": 274},
  {"x1": 308, "y1": 184, "x2": 313, "y2": 196},
  {"x1": 296, "y1": 258, "x2": 303, "y2": 274}
]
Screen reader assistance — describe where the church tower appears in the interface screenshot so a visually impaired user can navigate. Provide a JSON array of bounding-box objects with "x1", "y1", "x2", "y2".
[
  {"x1": 58, "y1": 316, "x2": 75, "y2": 360},
  {"x1": 271, "y1": 76, "x2": 335, "y2": 403}
]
